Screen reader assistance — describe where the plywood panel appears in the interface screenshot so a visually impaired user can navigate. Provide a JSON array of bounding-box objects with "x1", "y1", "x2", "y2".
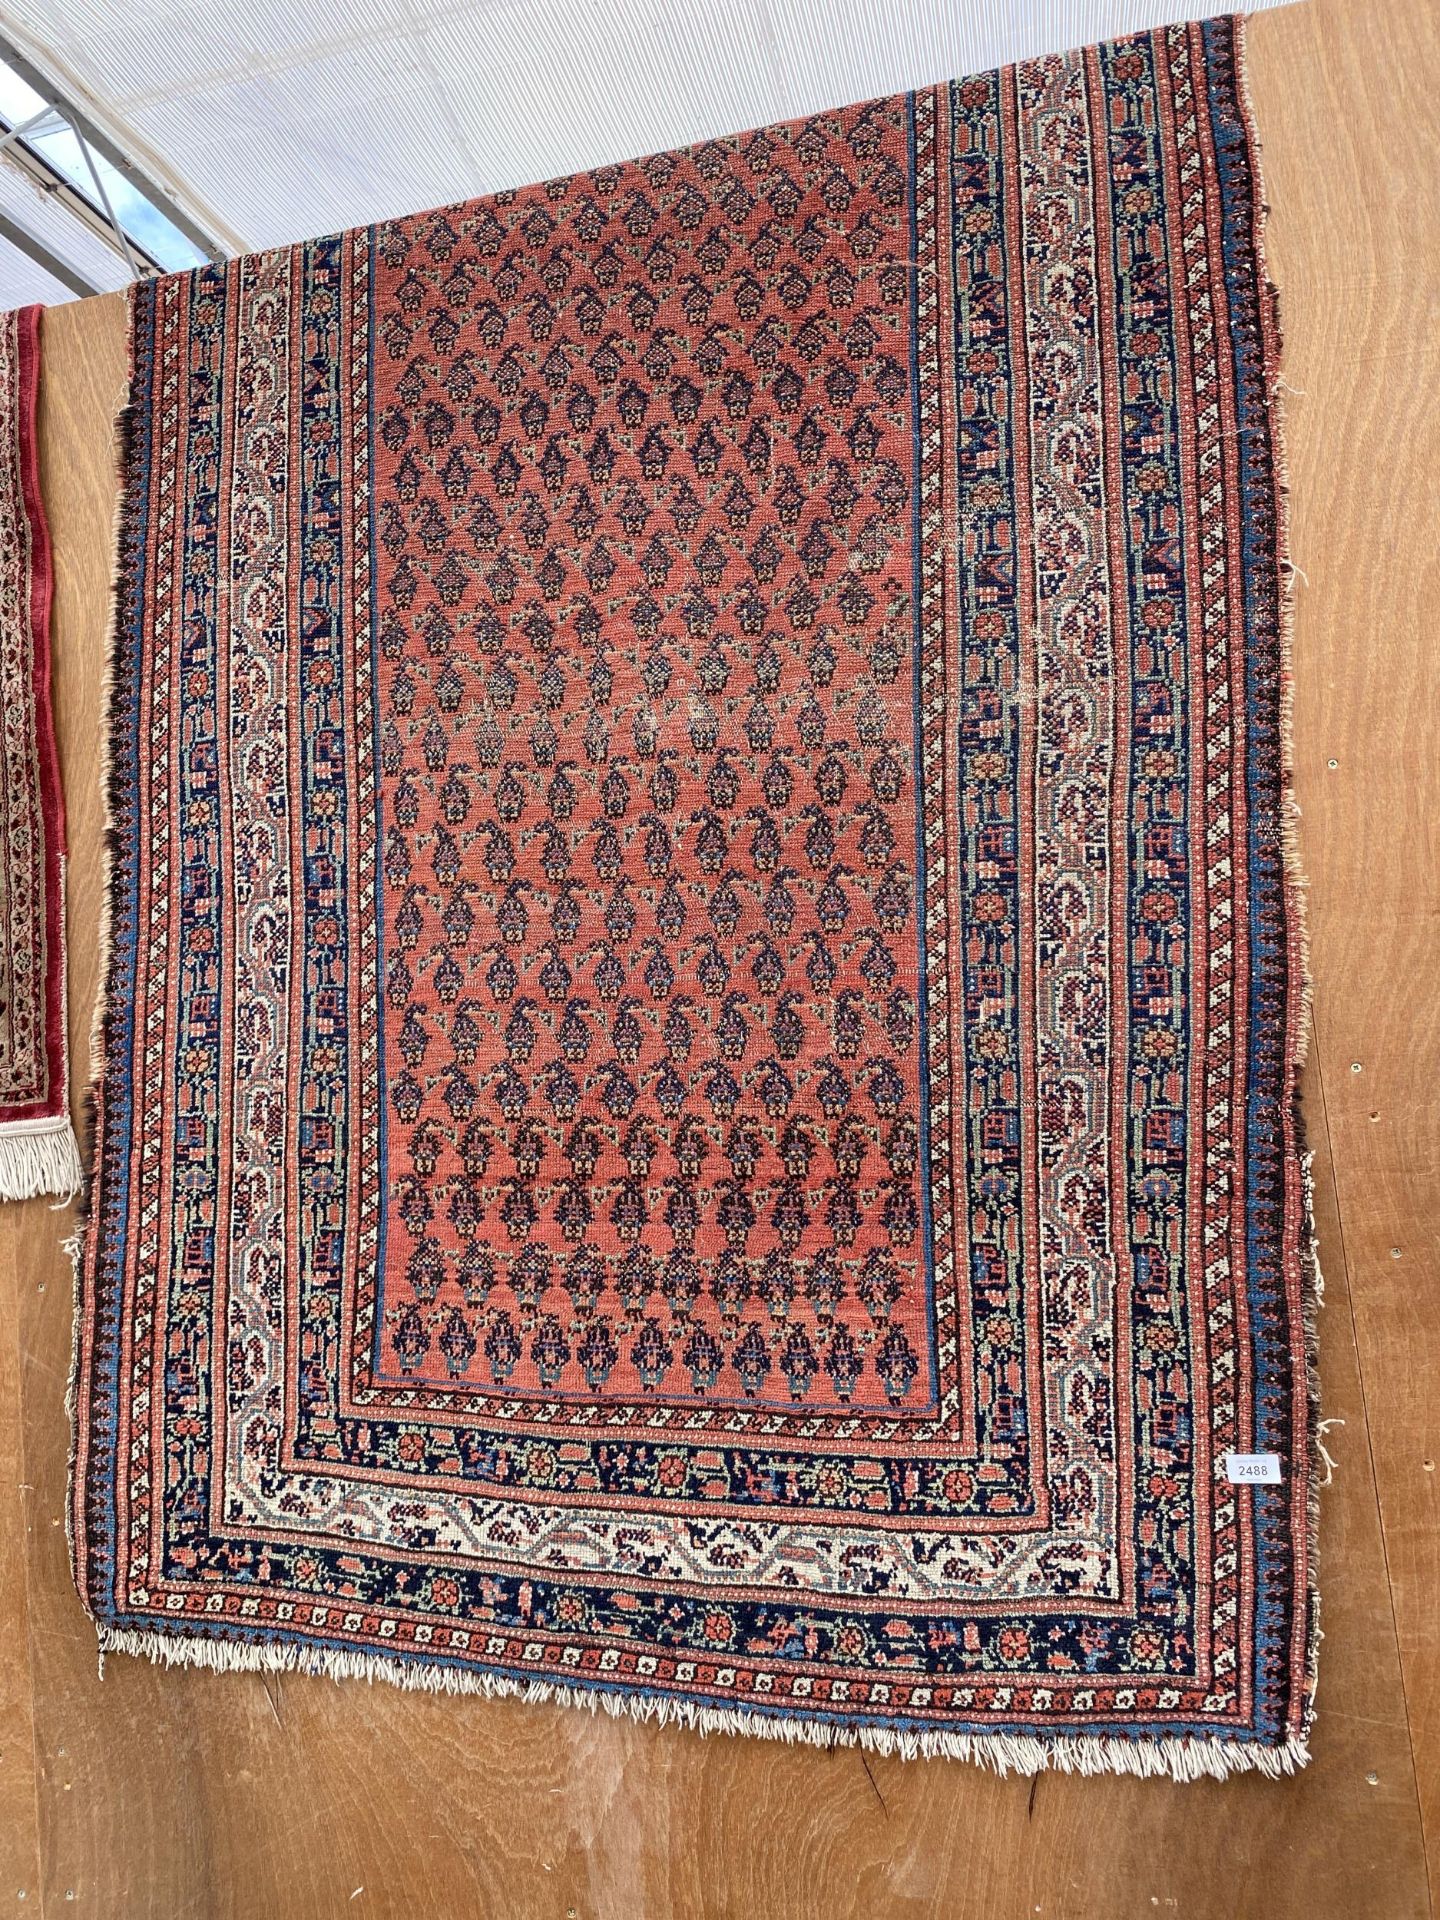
[
  {"x1": 1248, "y1": 0, "x2": 1440, "y2": 1885},
  {"x1": 0, "y1": 1207, "x2": 42, "y2": 1906},
  {"x1": 2, "y1": 0, "x2": 1437, "y2": 1913}
]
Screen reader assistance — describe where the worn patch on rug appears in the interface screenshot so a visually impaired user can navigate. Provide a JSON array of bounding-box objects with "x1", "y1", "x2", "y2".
[
  {"x1": 72, "y1": 15, "x2": 1317, "y2": 1775},
  {"x1": 0, "y1": 303, "x2": 81, "y2": 1201}
]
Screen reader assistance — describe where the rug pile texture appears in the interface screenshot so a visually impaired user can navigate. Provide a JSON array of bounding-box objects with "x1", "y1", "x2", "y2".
[
  {"x1": 72, "y1": 14, "x2": 1316, "y2": 1775},
  {"x1": 0, "y1": 303, "x2": 79, "y2": 1201}
]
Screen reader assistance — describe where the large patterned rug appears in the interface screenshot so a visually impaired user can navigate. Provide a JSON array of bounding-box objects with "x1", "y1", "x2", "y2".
[
  {"x1": 72, "y1": 15, "x2": 1317, "y2": 1775},
  {"x1": 0, "y1": 304, "x2": 80, "y2": 1201}
]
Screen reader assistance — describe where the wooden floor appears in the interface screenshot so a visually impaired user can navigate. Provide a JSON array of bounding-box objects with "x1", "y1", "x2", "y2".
[{"x1": 1, "y1": 0, "x2": 1436, "y2": 1912}]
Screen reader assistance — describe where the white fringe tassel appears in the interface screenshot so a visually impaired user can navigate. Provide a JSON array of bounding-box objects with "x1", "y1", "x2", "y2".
[
  {"x1": 94, "y1": 1624, "x2": 1310, "y2": 1781},
  {"x1": 0, "y1": 1116, "x2": 82, "y2": 1202}
]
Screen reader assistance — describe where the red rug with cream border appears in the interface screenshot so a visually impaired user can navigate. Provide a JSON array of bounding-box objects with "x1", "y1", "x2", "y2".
[{"x1": 0, "y1": 302, "x2": 80, "y2": 1201}]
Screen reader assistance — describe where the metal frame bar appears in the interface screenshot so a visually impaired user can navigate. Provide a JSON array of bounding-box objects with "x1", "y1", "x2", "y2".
[
  {"x1": 0, "y1": 27, "x2": 227, "y2": 267},
  {"x1": 73, "y1": 118, "x2": 142, "y2": 278},
  {"x1": 0, "y1": 105, "x2": 61, "y2": 156},
  {"x1": 0, "y1": 126, "x2": 158, "y2": 278}
]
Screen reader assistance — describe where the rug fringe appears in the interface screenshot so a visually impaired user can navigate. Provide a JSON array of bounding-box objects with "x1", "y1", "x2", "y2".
[
  {"x1": 93, "y1": 1622, "x2": 1311, "y2": 1781},
  {"x1": 0, "y1": 1117, "x2": 82, "y2": 1202}
]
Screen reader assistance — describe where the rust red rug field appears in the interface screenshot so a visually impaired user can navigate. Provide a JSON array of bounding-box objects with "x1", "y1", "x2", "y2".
[
  {"x1": 0, "y1": 303, "x2": 79, "y2": 1201},
  {"x1": 72, "y1": 16, "x2": 1317, "y2": 1774}
]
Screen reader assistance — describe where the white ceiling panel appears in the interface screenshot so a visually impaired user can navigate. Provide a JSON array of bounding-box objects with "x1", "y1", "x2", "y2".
[
  {"x1": 0, "y1": 158, "x2": 133, "y2": 303},
  {"x1": 5, "y1": 0, "x2": 1299, "y2": 268},
  {"x1": 0, "y1": 230, "x2": 74, "y2": 306}
]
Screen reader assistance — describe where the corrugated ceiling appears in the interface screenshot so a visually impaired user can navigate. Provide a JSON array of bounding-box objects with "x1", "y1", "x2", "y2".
[
  {"x1": 0, "y1": 155, "x2": 133, "y2": 299},
  {"x1": 4, "y1": 0, "x2": 1295, "y2": 295}
]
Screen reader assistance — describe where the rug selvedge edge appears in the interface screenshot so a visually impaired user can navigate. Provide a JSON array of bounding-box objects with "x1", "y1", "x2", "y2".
[
  {"x1": 66, "y1": 275, "x2": 147, "y2": 1623},
  {"x1": 1232, "y1": 6, "x2": 1324, "y2": 1757}
]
